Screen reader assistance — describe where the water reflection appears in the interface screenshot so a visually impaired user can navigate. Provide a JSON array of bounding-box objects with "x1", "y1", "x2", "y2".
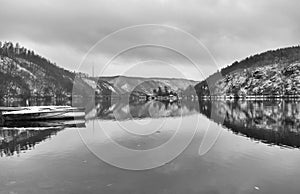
[
  {"x1": 0, "y1": 127, "x2": 62, "y2": 157},
  {"x1": 0, "y1": 120, "x2": 85, "y2": 157},
  {"x1": 85, "y1": 99, "x2": 200, "y2": 121},
  {"x1": 1, "y1": 98, "x2": 300, "y2": 157},
  {"x1": 199, "y1": 100, "x2": 300, "y2": 149},
  {"x1": 88, "y1": 98, "x2": 300, "y2": 150}
]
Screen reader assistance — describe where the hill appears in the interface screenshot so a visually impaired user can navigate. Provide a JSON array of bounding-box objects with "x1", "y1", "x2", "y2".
[
  {"x1": 97, "y1": 75, "x2": 198, "y2": 95},
  {"x1": 0, "y1": 41, "x2": 198, "y2": 102},
  {"x1": 195, "y1": 46, "x2": 300, "y2": 97},
  {"x1": 0, "y1": 41, "x2": 76, "y2": 99},
  {"x1": 78, "y1": 75, "x2": 198, "y2": 103},
  {"x1": 0, "y1": 41, "x2": 115, "y2": 101}
]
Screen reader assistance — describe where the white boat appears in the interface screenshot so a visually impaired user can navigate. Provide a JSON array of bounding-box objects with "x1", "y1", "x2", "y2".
[{"x1": 1, "y1": 106, "x2": 85, "y2": 121}]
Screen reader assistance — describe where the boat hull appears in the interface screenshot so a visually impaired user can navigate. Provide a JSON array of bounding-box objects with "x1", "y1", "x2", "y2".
[{"x1": 1, "y1": 106, "x2": 85, "y2": 121}]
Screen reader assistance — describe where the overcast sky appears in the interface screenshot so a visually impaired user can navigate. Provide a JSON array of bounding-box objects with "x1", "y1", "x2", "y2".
[{"x1": 0, "y1": 0, "x2": 299, "y2": 80}]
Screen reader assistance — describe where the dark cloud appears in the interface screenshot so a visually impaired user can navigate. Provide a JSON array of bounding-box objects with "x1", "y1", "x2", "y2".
[{"x1": 0, "y1": 0, "x2": 299, "y2": 80}]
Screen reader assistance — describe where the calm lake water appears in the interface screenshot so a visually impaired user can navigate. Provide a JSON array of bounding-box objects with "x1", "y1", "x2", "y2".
[{"x1": 1, "y1": 99, "x2": 300, "y2": 194}]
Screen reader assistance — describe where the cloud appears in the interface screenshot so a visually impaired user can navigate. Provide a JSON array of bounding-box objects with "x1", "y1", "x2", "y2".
[{"x1": 0, "y1": 0, "x2": 299, "y2": 80}]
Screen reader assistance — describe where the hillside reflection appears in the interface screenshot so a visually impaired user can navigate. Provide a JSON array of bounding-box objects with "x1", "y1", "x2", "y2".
[
  {"x1": 0, "y1": 120, "x2": 85, "y2": 157},
  {"x1": 85, "y1": 99, "x2": 300, "y2": 149},
  {"x1": 85, "y1": 99, "x2": 200, "y2": 121},
  {"x1": 199, "y1": 100, "x2": 300, "y2": 148},
  {"x1": 2, "y1": 99, "x2": 300, "y2": 157}
]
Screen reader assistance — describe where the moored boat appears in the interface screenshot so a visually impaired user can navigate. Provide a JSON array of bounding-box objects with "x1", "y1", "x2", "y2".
[{"x1": 0, "y1": 106, "x2": 85, "y2": 121}]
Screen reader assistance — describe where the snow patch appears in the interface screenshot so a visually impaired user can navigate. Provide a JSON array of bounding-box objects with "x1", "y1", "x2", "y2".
[{"x1": 83, "y1": 78, "x2": 97, "y2": 89}]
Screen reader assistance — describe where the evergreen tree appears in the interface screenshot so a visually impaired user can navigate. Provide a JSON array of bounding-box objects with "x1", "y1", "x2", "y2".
[{"x1": 157, "y1": 86, "x2": 162, "y2": 96}]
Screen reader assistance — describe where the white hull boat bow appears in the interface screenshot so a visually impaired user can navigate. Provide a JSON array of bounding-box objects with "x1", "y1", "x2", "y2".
[{"x1": 0, "y1": 106, "x2": 85, "y2": 121}]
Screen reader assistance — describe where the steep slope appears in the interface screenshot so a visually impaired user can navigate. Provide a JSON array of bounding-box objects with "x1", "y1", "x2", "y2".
[
  {"x1": 195, "y1": 46, "x2": 300, "y2": 96},
  {"x1": 81, "y1": 77, "x2": 117, "y2": 96},
  {"x1": 214, "y1": 63, "x2": 300, "y2": 96},
  {"x1": 0, "y1": 42, "x2": 75, "y2": 99}
]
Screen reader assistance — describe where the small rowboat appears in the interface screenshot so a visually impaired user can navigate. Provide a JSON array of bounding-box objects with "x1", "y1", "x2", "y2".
[{"x1": 0, "y1": 106, "x2": 85, "y2": 121}]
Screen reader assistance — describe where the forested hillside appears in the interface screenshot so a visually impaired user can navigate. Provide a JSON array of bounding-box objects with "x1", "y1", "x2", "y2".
[
  {"x1": 0, "y1": 41, "x2": 76, "y2": 99},
  {"x1": 195, "y1": 46, "x2": 300, "y2": 97}
]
